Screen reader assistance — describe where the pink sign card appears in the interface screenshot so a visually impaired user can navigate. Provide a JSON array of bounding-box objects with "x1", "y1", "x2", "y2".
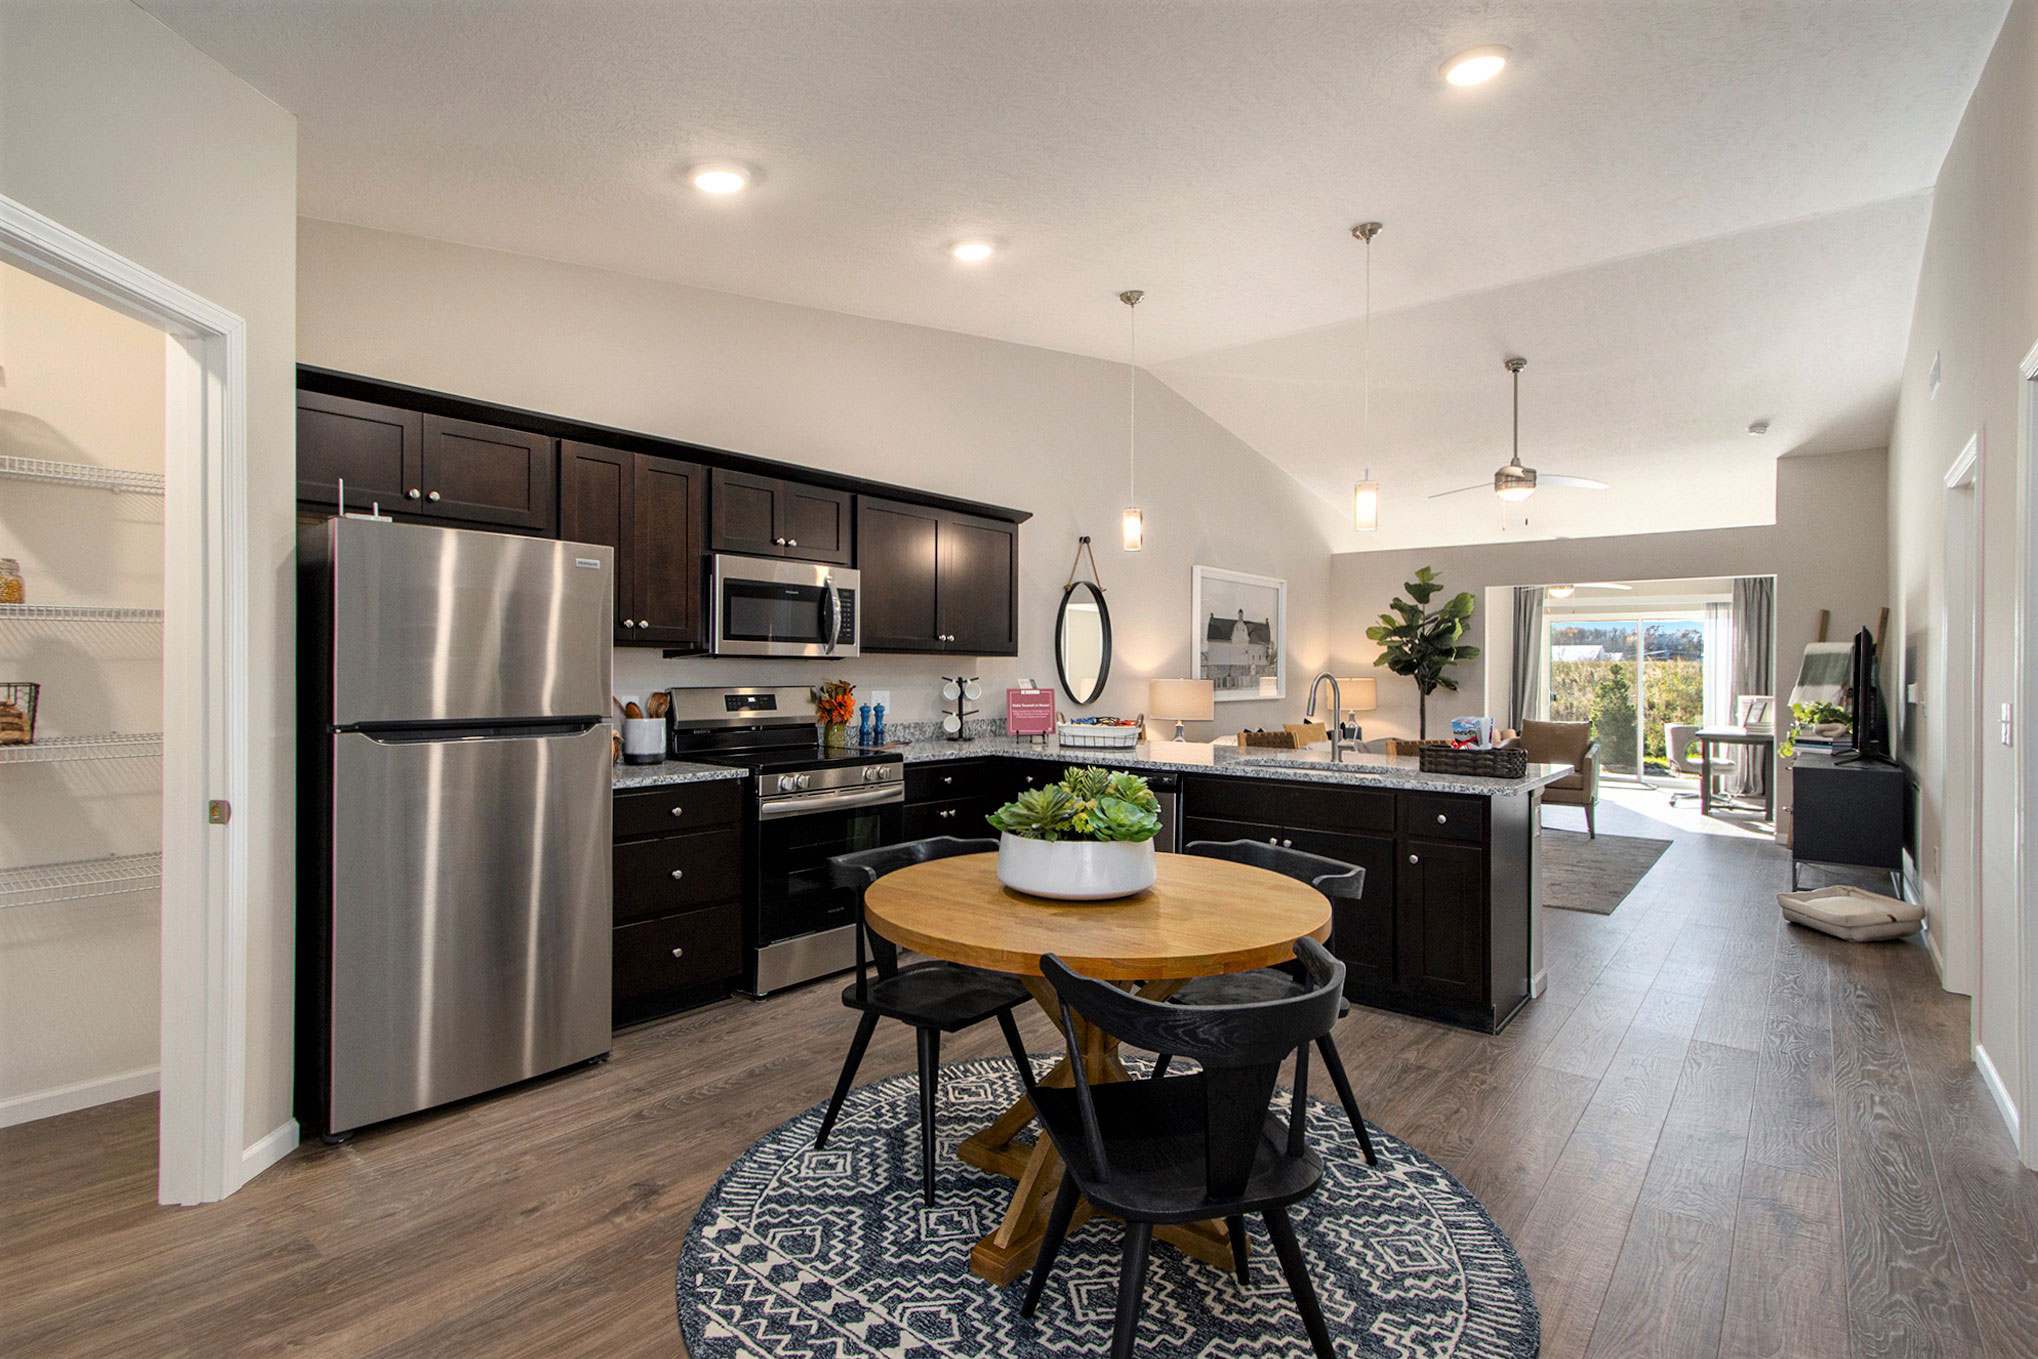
[{"x1": 1006, "y1": 688, "x2": 1056, "y2": 735}]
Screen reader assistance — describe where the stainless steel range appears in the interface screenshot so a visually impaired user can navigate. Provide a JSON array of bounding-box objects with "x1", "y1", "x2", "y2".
[{"x1": 665, "y1": 687, "x2": 904, "y2": 995}]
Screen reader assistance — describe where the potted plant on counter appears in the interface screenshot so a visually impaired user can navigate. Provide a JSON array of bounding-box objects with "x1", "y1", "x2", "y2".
[{"x1": 987, "y1": 766, "x2": 1163, "y2": 901}]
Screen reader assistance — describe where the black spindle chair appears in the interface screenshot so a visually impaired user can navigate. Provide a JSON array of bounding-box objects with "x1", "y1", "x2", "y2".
[
  {"x1": 1001, "y1": 938, "x2": 1348, "y2": 1359},
  {"x1": 1146, "y1": 839, "x2": 1378, "y2": 1166},
  {"x1": 818, "y1": 837, "x2": 1031, "y2": 1205}
]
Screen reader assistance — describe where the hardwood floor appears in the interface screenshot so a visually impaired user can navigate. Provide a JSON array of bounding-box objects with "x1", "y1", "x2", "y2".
[{"x1": 5, "y1": 789, "x2": 2034, "y2": 1358}]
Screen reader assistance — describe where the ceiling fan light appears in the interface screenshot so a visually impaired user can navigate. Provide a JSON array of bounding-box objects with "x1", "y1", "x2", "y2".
[
  {"x1": 1547, "y1": 584, "x2": 1576, "y2": 600},
  {"x1": 1353, "y1": 477, "x2": 1379, "y2": 532},
  {"x1": 1494, "y1": 465, "x2": 1537, "y2": 501}
]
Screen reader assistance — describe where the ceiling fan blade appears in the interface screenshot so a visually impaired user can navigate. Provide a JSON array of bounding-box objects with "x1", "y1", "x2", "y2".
[
  {"x1": 1427, "y1": 484, "x2": 1493, "y2": 499},
  {"x1": 1539, "y1": 474, "x2": 1609, "y2": 490}
]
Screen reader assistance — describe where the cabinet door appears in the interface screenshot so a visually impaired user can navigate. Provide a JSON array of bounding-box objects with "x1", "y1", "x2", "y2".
[
  {"x1": 558, "y1": 441, "x2": 633, "y2": 641},
  {"x1": 1395, "y1": 838, "x2": 1488, "y2": 1005},
  {"x1": 781, "y1": 483, "x2": 854, "y2": 565},
  {"x1": 710, "y1": 469, "x2": 784, "y2": 557},
  {"x1": 420, "y1": 415, "x2": 557, "y2": 531},
  {"x1": 857, "y1": 497, "x2": 944, "y2": 651},
  {"x1": 1181, "y1": 815, "x2": 1287, "y2": 849},
  {"x1": 633, "y1": 456, "x2": 707, "y2": 647},
  {"x1": 939, "y1": 512, "x2": 1018, "y2": 655},
  {"x1": 1283, "y1": 827, "x2": 1398, "y2": 992},
  {"x1": 297, "y1": 392, "x2": 421, "y2": 509}
]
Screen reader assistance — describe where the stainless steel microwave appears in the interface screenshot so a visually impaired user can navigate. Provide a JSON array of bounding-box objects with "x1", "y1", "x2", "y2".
[{"x1": 709, "y1": 554, "x2": 860, "y2": 658}]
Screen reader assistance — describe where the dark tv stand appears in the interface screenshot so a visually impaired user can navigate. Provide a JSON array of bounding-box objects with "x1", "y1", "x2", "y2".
[{"x1": 1789, "y1": 750, "x2": 1906, "y2": 894}]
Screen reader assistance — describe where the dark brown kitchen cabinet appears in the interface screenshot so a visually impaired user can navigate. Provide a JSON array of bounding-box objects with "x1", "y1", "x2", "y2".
[
  {"x1": 1395, "y1": 838, "x2": 1487, "y2": 1004},
  {"x1": 420, "y1": 416, "x2": 557, "y2": 531},
  {"x1": 709, "y1": 469, "x2": 853, "y2": 565},
  {"x1": 612, "y1": 784, "x2": 745, "y2": 1026},
  {"x1": 560, "y1": 443, "x2": 707, "y2": 647},
  {"x1": 297, "y1": 392, "x2": 422, "y2": 511},
  {"x1": 857, "y1": 497, "x2": 1019, "y2": 655}
]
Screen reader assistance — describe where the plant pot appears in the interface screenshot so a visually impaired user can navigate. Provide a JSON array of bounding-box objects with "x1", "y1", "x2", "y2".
[{"x1": 996, "y1": 833, "x2": 1156, "y2": 902}]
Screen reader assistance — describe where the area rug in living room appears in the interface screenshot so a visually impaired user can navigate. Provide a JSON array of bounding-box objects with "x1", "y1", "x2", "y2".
[
  {"x1": 1542, "y1": 829, "x2": 1671, "y2": 914},
  {"x1": 677, "y1": 1055, "x2": 1540, "y2": 1358}
]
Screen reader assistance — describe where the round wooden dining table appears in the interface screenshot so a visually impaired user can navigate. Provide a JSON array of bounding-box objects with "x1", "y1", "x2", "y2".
[{"x1": 863, "y1": 850, "x2": 1332, "y2": 1285}]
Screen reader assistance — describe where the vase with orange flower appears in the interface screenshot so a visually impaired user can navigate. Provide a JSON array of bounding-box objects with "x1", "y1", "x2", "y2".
[{"x1": 814, "y1": 679, "x2": 855, "y2": 749}]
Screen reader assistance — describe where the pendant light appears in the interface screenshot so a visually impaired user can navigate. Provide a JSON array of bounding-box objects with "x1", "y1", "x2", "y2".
[
  {"x1": 1351, "y1": 221, "x2": 1383, "y2": 531},
  {"x1": 1120, "y1": 289, "x2": 1145, "y2": 551}
]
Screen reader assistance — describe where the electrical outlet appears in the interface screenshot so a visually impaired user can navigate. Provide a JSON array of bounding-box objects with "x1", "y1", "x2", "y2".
[
  {"x1": 2001, "y1": 701, "x2": 2015, "y2": 747},
  {"x1": 870, "y1": 689, "x2": 891, "y2": 710}
]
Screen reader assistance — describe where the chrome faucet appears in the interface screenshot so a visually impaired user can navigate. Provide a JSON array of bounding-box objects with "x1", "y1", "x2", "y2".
[{"x1": 1305, "y1": 673, "x2": 1343, "y2": 763}]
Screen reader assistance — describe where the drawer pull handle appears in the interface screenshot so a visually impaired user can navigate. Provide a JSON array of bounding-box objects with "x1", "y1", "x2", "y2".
[
  {"x1": 1282, "y1": 838, "x2": 1293, "y2": 848},
  {"x1": 640, "y1": 619, "x2": 651, "y2": 628},
  {"x1": 670, "y1": 947, "x2": 685, "y2": 959},
  {"x1": 406, "y1": 488, "x2": 421, "y2": 500},
  {"x1": 427, "y1": 490, "x2": 442, "y2": 503},
  {"x1": 670, "y1": 869, "x2": 685, "y2": 880},
  {"x1": 669, "y1": 807, "x2": 684, "y2": 818},
  {"x1": 788, "y1": 539, "x2": 798, "y2": 548},
  {"x1": 1436, "y1": 813, "x2": 1448, "y2": 824},
  {"x1": 623, "y1": 619, "x2": 636, "y2": 628},
  {"x1": 1408, "y1": 853, "x2": 1419, "y2": 865}
]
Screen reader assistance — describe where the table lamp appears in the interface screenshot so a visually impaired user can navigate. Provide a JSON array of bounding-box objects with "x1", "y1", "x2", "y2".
[
  {"x1": 1147, "y1": 678, "x2": 1214, "y2": 741},
  {"x1": 1338, "y1": 677, "x2": 1377, "y2": 740}
]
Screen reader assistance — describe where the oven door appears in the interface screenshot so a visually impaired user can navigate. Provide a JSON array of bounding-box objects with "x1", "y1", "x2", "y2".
[
  {"x1": 749, "y1": 789, "x2": 901, "y2": 994},
  {"x1": 712, "y1": 554, "x2": 860, "y2": 658}
]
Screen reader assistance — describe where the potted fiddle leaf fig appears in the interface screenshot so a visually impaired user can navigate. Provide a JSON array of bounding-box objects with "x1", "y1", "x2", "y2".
[
  {"x1": 1366, "y1": 565, "x2": 1480, "y2": 739},
  {"x1": 987, "y1": 766, "x2": 1162, "y2": 900}
]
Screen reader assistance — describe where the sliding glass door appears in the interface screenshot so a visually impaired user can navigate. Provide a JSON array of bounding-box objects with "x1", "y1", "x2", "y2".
[{"x1": 1546, "y1": 613, "x2": 1706, "y2": 780}]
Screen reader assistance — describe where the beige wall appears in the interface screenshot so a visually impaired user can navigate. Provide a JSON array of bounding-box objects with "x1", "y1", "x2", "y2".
[
  {"x1": 0, "y1": 263, "x2": 165, "y2": 1122},
  {"x1": 1886, "y1": 0, "x2": 2035, "y2": 1144},
  {"x1": 296, "y1": 219, "x2": 1349, "y2": 732},
  {"x1": 1, "y1": 0, "x2": 299, "y2": 1152},
  {"x1": 1331, "y1": 448, "x2": 1889, "y2": 752}
]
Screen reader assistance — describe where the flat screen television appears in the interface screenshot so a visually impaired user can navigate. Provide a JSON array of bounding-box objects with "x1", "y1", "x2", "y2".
[{"x1": 1839, "y1": 625, "x2": 1893, "y2": 763}]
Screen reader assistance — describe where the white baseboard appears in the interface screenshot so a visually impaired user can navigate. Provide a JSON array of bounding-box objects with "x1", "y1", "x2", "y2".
[
  {"x1": 1975, "y1": 1042, "x2": 2021, "y2": 1147},
  {"x1": 1922, "y1": 916, "x2": 1947, "y2": 982},
  {"x1": 0, "y1": 1066, "x2": 159, "y2": 1129},
  {"x1": 236, "y1": 1118, "x2": 299, "y2": 1190},
  {"x1": 1531, "y1": 968, "x2": 1549, "y2": 999}
]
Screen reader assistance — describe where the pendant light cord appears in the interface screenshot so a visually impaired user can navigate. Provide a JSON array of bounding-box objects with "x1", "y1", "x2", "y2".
[{"x1": 1127, "y1": 296, "x2": 1138, "y2": 503}]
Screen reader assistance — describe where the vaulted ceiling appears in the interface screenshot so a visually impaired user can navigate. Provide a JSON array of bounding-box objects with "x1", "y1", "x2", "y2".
[{"x1": 142, "y1": 0, "x2": 2008, "y2": 549}]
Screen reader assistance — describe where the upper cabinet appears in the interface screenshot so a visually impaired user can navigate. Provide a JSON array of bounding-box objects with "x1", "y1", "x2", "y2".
[
  {"x1": 560, "y1": 442, "x2": 707, "y2": 648},
  {"x1": 709, "y1": 469, "x2": 852, "y2": 565},
  {"x1": 857, "y1": 497, "x2": 1018, "y2": 656},
  {"x1": 298, "y1": 394, "x2": 556, "y2": 533}
]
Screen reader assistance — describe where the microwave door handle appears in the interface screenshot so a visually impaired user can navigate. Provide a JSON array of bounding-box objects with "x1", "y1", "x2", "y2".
[{"x1": 821, "y1": 576, "x2": 840, "y2": 655}]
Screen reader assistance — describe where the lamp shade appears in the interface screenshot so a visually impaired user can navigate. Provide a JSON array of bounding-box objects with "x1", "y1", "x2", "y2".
[
  {"x1": 1147, "y1": 678, "x2": 1214, "y2": 721},
  {"x1": 1337, "y1": 677, "x2": 1378, "y2": 711}
]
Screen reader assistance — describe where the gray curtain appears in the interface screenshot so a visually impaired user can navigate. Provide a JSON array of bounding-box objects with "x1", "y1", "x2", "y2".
[
  {"x1": 1731, "y1": 576, "x2": 1775, "y2": 797},
  {"x1": 1509, "y1": 585, "x2": 1543, "y2": 730}
]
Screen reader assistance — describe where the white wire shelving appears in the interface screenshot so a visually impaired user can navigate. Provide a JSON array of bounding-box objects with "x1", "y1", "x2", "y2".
[
  {"x1": 0, "y1": 852, "x2": 162, "y2": 909},
  {"x1": 0, "y1": 732, "x2": 163, "y2": 764},
  {"x1": 0, "y1": 455, "x2": 165, "y2": 496},
  {"x1": 0, "y1": 604, "x2": 163, "y2": 624}
]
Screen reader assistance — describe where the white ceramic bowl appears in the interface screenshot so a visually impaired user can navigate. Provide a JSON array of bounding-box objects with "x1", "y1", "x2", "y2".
[{"x1": 996, "y1": 833, "x2": 1156, "y2": 901}]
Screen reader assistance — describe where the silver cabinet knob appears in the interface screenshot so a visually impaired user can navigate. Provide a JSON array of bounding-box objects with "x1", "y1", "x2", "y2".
[
  {"x1": 623, "y1": 619, "x2": 637, "y2": 628},
  {"x1": 639, "y1": 619, "x2": 651, "y2": 628},
  {"x1": 1408, "y1": 853, "x2": 1419, "y2": 864},
  {"x1": 774, "y1": 536, "x2": 785, "y2": 545},
  {"x1": 1436, "y1": 813, "x2": 1448, "y2": 824},
  {"x1": 669, "y1": 805, "x2": 685, "y2": 818},
  {"x1": 788, "y1": 539, "x2": 798, "y2": 547},
  {"x1": 427, "y1": 490, "x2": 441, "y2": 502},
  {"x1": 1282, "y1": 838, "x2": 1294, "y2": 848},
  {"x1": 938, "y1": 808, "x2": 955, "y2": 819},
  {"x1": 670, "y1": 947, "x2": 685, "y2": 959},
  {"x1": 407, "y1": 488, "x2": 421, "y2": 499},
  {"x1": 1268, "y1": 837, "x2": 1279, "y2": 845},
  {"x1": 941, "y1": 775, "x2": 954, "y2": 785},
  {"x1": 1023, "y1": 775, "x2": 1035, "y2": 785},
  {"x1": 670, "y1": 869, "x2": 685, "y2": 881}
]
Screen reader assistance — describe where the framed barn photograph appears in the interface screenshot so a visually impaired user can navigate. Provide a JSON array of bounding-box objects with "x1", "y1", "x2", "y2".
[{"x1": 1191, "y1": 565, "x2": 1286, "y2": 701}]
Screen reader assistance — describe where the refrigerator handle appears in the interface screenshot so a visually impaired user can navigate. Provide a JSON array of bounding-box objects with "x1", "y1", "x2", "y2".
[{"x1": 348, "y1": 718, "x2": 606, "y2": 744}]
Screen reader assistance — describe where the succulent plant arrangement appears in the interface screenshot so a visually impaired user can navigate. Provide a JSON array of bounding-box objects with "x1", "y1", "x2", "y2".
[{"x1": 987, "y1": 766, "x2": 1162, "y2": 843}]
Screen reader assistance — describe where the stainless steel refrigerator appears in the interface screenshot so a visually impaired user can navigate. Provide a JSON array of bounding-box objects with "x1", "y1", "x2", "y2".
[{"x1": 298, "y1": 516, "x2": 614, "y2": 1140}]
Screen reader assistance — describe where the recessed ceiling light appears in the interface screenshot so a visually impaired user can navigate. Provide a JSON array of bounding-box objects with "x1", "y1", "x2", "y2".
[
  {"x1": 948, "y1": 239, "x2": 996, "y2": 263},
  {"x1": 687, "y1": 161, "x2": 753, "y2": 195},
  {"x1": 1441, "y1": 45, "x2": 1510, "y2": 86}
]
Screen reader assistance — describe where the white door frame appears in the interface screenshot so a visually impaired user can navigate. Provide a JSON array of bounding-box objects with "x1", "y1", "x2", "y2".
[
  {"x1": 1939, "y1": 434, "x2": 1982, "y2": 996},
  {"x1": 2018, "y1": 342, "x2": 2038, "y2": 1170},
  {"x1": 0, "y1": 195, "x2": 252, "y2": 1204}
]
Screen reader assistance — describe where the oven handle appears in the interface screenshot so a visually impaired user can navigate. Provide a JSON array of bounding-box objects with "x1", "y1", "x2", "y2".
[{"x1": 757, "y1": 784, "x2": 905, "y2": 820}]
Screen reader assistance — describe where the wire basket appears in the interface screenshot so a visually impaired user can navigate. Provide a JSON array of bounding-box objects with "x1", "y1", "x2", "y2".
[
  {"x1": 0, "y1": 681, "x2": 39, "y2": 746},
  {"x1": 1418, "y1": 744, "x2": 1528, "y2": 779},
  {"x1": 1057, "y1": 721, "x2": 1141, "y2": 750}
]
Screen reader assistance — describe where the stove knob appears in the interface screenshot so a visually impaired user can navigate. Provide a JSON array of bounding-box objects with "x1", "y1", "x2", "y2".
[
  {"x1": 795, "y1": 773, "x2": 812, "y2": 791},
  {"x1": 777, "y1": 775, "x2": 797, "y2": 793},
  {"x1": 863, "y1": 765, "x2": 880, "y2": 782}
]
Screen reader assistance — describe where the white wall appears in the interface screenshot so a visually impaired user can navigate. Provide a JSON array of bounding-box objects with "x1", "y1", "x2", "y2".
[
  {"x1": 296, "y1": 219, "x2": 1350, "y2": 733},
  {"x1": 0, "y1": 0, "x2": 299, "y2": 1156},
  {"x1": 1885, "y1": 0, "x2": 2035, "y2": 1150},
  {"x1": 0, "y1": 263, "x2": 165, "y2": 1124}
]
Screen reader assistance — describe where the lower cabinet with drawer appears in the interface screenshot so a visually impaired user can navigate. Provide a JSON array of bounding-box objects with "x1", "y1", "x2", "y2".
[
  {"x1": 612, "y1": 783, "x2": 746, "y2": 1026},
  {"x1": 1181, "y1": 774, "x2": 1533, "y2": 1033}
]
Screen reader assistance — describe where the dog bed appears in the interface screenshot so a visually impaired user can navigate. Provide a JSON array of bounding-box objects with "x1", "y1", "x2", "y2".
[{"x1": 1778, "y1": 884, "x2": 1923, "y2": 941}]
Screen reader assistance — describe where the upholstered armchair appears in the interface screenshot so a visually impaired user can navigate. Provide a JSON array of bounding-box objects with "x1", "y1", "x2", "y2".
[{"x1": 1515, "y1": 719, "x2": 1601, "y2": 837}]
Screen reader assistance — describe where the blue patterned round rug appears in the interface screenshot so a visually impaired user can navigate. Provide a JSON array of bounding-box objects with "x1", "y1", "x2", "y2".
[{"x1": 677, "y1": 1055, "x2": 1539, "y2": 1358}]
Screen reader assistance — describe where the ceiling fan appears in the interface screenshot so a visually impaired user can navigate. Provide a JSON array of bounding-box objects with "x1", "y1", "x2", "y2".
[
  {"x1": 1545, "y1": 582, "x2": 1632, "y2": 599},
  {"x1": 1430, "y1": 357, "x2": 1610, "y2": 502}
]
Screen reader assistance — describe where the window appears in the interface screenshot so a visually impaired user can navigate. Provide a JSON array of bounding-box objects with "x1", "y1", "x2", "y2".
[{"x1": 1546, "y1": 611, "x2": 1708, "y2": 780}]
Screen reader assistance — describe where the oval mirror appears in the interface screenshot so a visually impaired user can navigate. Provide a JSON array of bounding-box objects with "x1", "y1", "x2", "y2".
[{"x1": 1055, "y1": 581, "x2": 1112, "y2": 706}]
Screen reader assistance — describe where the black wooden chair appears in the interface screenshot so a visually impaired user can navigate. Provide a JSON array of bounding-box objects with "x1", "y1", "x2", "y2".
[
  {"x1": 1146, "y1": 839, "x2": 1378, "y2": 1167},
  {"x1": 1002, "y1": 938, "x2": 1348, "y2": 1359},
  {"x1": 818, "y1": 837, "x2": 1031, "y2": 1205}
]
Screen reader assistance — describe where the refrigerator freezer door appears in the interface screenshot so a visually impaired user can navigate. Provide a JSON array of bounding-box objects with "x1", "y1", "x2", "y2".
[
  {"x1": 328, "y1": 517, "x2": 613, "y2": 726},
  {"x1": 328, "y1": 723, "x2": 612, "y2": 1133}
]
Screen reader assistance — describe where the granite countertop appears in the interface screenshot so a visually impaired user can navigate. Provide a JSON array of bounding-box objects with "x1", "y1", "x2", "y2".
[
  {"x1": 880, "y1": 734, "x2": 1571, "y2": 797},
  {"x1": 611, "y1": 760, "x2": 748, "y2": 790}
]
